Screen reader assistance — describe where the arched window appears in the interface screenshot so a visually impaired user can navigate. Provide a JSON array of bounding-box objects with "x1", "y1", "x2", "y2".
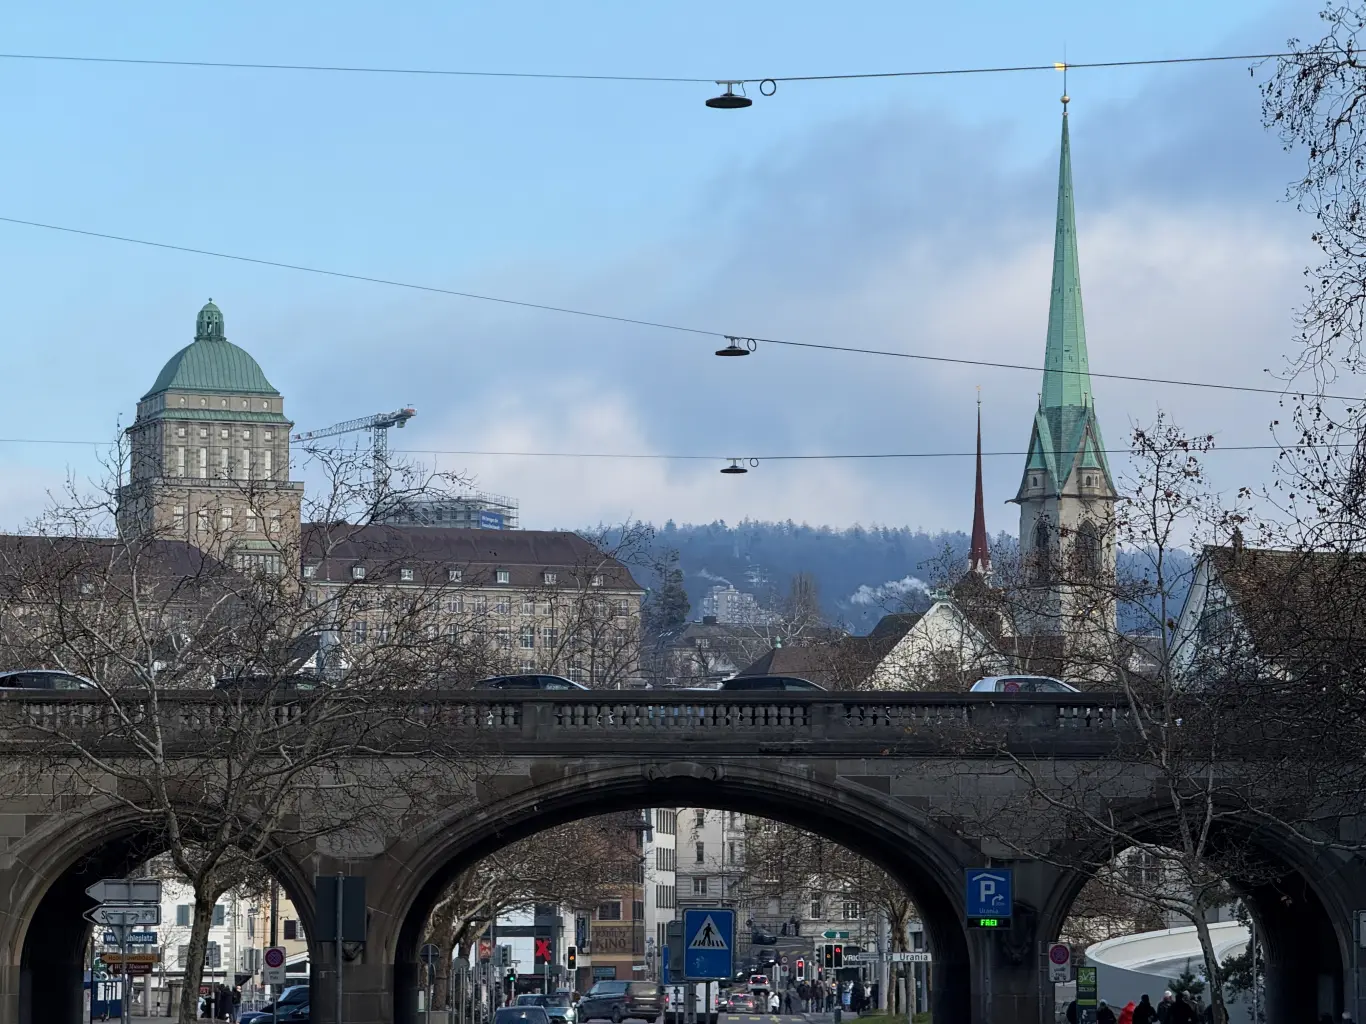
[
  {"x1": 1077, "y1": 521, "x2": 1103, "y2": 577},
  {"x1": 1032, "y1": 518, "x2": 1053, "y2": 585}
]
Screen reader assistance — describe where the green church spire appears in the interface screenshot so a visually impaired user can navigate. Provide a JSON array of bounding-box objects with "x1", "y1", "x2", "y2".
[{"x1": 1041, "y1": 103, "x2": 1092, "y2": 410}]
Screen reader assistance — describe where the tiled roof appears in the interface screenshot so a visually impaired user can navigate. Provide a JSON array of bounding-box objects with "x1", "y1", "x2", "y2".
[
  {"x1": 145, "y1": 339, "x2": 279, "y2": 399},
  {"x1": 299, "y1": 524, "x2": 643, "y2": 590}
]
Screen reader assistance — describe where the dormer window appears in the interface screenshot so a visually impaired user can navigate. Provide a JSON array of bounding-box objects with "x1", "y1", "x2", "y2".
[
  {"x1": 496, "y1": 570, "x2": 510, "y2": 584},
  {"x1": 543, "y1": 572, "x2": 557, "y2": 585},
  {"x1": 448, "y1": 569, "x2": 462, "y2": 583},
  {"x1": 352, "y1": 566, "x2": 367, "y2": 580},
  {"x1": 591, "y1": 574, "x2": 604, "y2": 587},
  {"x1": 303, "y1": 565, "x2": 317, "y2": 579},
  {"x1": 179, "y1": 397, "x2": 186, "y2": 407},
  {"x1": 400, "y1": 568, "x2": 414, "y2": 582}
]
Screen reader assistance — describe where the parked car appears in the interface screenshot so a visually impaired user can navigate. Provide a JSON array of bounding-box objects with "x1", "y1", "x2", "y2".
[
  {"x1": 0, "y1": 670, "x2": 97, "y2": 691},
  {"x1": 517, "y1": 992, "x2": 577, "y2": 1023},
  {"x1": 495, "y1": 1008, "x2": 552, "y2": 1024},
  {"x1": 719, "y1": 676, "x2": 826, "y2": 692},
  {"x1": 477, "y1": 674, "x2": 590, "y2": 691},
  {"x1": 578, "y1": 980, "x2": 664, "y2": 1022},
  {"x1": 749, "y1": 925, "x2": 779, "y2": 943},
  {"x1": 240, "y1": 988, "x2": 309, "y2": 1024},
  {"x1": 969, "y1": 675, "x2": 1080, "y2": 694}
]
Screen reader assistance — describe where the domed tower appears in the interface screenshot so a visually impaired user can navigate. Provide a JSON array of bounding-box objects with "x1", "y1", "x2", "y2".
[{"x1": 117, "y1": 301, "x2": 303, "y2": 571}]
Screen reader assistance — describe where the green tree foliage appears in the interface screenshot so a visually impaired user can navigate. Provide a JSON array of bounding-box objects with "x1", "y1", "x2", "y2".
[{"x1": 644, "y1": 549, "x2": 689, "y2": 636}]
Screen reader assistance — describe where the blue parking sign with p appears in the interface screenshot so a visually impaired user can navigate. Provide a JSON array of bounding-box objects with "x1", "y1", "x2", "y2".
[{"x1": 965, "y1": 868, "x2": 1013, "y2": 918}]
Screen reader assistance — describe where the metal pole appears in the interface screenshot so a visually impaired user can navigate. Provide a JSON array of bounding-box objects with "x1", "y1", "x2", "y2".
[
  {"x1": 426, "y1": 963, "x2": 433, "y2": 1024},
  {"x1": 335, "y1": 874, "x2": 345, "y2": 1024},
  {"x1": 269, "y1": 883, "x2": 279, "y2": 999},
  {"x1": 89, "y1": 932, "x2": 96, "y2": 1024},
  {"x1": 121, "y1": 921, "x2": 130, "y2": 1024},
  {"x1": 1250, "y1": 916, "x2": 1258, "y2": 1023}
]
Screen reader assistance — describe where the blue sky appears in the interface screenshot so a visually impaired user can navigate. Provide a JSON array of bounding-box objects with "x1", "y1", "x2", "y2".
[{"x1": 0, "y1": 1, "x2": 1334, "y2": 532}]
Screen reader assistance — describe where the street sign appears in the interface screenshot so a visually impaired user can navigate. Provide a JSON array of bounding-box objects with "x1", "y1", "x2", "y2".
[
  {"x1": 965, "y1": 868, "x2": 1012, "y2": 918},
  {"x1": 888, "y1": 952, "x2": 933, "y2": 963},
  {"x1": 1357, "y1": 910, "x2": 1366, "y2": 949},
  {"x1": 666, "y1": 919, "x2": 685, "y2": 977},
  {"x1": 682, "y1": 907, "x2": 734, "y2": 981},
  {"x1": 103, "y1": 931, "x2": 156, "y2": 945},
  {"x1": 86, "y1": 879, "x2": 161, "y2": 905},
  {"x1": 850, "y1": 953, "x2": 880, "y2": 963},
  {"x1": 1076, "y1": 966, "x2": 1098, "y2": 1018},
  {"x1": 263, "y1": 946, "x2": 287, "y2": 986},
  {"x1": 821, "y1": 930, "x2": 849, "y2": 939},
  {"x1": 479, "y1": 937, "x2": 493, "y2": 961},
  {"x1": 87, "y1": 905, "x2": 160, "y2": 926},
  {"x1": 421, "y1": 943, "x2": 442, "y2": 967},
  {"x1": 1047, "y1": 943, "x2": 1071, "y2": 982}
]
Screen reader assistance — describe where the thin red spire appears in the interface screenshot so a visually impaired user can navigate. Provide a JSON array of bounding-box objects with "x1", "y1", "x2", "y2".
[{"x1": 969, "y1": 391, "x2": 991, "y2": 574}]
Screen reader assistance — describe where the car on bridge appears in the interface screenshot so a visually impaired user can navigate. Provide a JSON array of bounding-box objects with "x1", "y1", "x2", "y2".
[
  {"x1": 969, "y1": 675, "x2": 1079, "y2": 693},
  {"x1": 718, "y1": 676, "x2": 826, "y2": 692},
  {"x1": 0, "y1": 669, "x2": 96, "y2": 690},
  {"x1": 478, "y1": 674, "x2": 590, "y2": 690}
]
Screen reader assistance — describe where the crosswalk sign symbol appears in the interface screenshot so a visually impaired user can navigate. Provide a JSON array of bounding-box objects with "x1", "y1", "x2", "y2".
[
  {"x1": 688, "y1": 915, "x2": 728, "y2": 949},
  {"x1": 683, "y1": 908, "x2": 734, "y2": 980}
]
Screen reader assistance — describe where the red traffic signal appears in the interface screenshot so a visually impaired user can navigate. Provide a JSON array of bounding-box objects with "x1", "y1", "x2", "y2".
[
  {"x1": 795, "y1": 958, "x2": 806, "y2": 980},
  {"x1": 832, "y1": 944, "x2": 843, "y2": 969}
]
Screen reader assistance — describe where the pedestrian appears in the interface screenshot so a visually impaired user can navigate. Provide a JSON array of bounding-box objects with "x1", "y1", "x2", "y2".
[
  {"x1": 1133, "y1": 994, "x2": 1156, "y2": 1024},
  {"x1": 1156, "y1": 991, "x2": 1174, "y2": 1024},
  {"x1": 231, "y1": 987, "x2": 242, "y2": 1023},
  {"x1": 1118, "y1": 1000, "x2": 1135, "y2": 1024},
  {"x1": 1097, "y1": 999, "x2": 1117, "y2": 1024},
  {"x1": 769, "y1": 991, "x2": 780, "y2": 1014},
  {"x1": 1168, "y1": 992, "x2": 1197, "y2": 1024},
  {"x1": 1065, "y1": 1000, "x2": 1078, "y2": 1024}
]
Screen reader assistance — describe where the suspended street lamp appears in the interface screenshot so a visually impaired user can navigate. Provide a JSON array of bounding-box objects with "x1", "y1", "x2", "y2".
[
  {"x1": 720, "y1": 459, "x2": 748, "y2": 475},
  {"x1": 715, "y1": 336, "x2": 756, "y2": 357},
  {"x1": 706, "y1": 81, "x2": 752, "y2": 109}
]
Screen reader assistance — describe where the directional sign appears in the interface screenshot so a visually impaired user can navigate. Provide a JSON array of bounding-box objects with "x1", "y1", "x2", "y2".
[
  {"x1": 850, "y1": 952, "x2": 880, "y2": 963},
  {"x1": 421, "y1": 943, "x2": 442, "y2": 967},
  {"x1": 104, "y1": 931, "x2": 156, "y2": 945},
  {"x1": 1047, "y1": 943, "x2": 1071, "y2": 982},
  {"x1": 87, "y1": 905, "x2": 160, "y2": 926},
  {"x1": 965, "y1": 869, "x2": 1012, "y2": 919},
  {"x1": 889, "y1": 952, "x2": 933, "y2": 963},
  {"x1": 263, "y1": 946, "x2": 287, "y2": 986},
  {"x1": 682, "y1": 907, "x2": 734, "y2": 981},
  {"x1": 86, "y1": 879, "x2": 161, "y2": 905}
]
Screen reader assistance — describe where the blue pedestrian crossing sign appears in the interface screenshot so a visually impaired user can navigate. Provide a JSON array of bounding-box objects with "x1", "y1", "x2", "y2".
[
  {"x1": 682, "y1": 908, "x2": 734, "y2": 981},
  {"x1": 965, "y1": 868, "x2": 1012, "y2": 918}
]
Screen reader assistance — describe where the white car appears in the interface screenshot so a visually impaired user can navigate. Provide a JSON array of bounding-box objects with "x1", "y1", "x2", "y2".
[{"x1": 969, "y1": 675, "x2": 1079, "y2": 694}]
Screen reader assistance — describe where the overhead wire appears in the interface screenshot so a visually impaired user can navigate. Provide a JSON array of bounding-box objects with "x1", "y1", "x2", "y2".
[
  {"x1": 0, "y1": 49, "x2": 1296, "y2": 84},
  {"x1": 0, "y1": 215, "x2": 1350, "y2": 403}
]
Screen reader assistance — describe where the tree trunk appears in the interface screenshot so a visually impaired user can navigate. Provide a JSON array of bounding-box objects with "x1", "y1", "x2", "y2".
[
  {"x1": 178, "y1": 893, "x2": 218, "y2": 1024},
  {"x1": 1191, "y1": 914, "x2": 1229, "y2": 1024}
]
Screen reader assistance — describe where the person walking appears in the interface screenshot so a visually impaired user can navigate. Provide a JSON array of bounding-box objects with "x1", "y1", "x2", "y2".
[
  {"x1": 1133, "y1": 994, "x2": 1156, "y2": 1024},
  {"x1": 1156, "y1": 991, "x2": 1174, "y2": 1024},
  {"x1": 1096, "y1": 999, "x2": 1117, "y2": 1024},
  {"x1": 768, "y1": 991, "x2": 780, "y2": 1015},
  {"x1": 1117, "y1": 1001, "x2": 1136, "y2": 1024},
  {"x1": 1167, "y1": 992, "x2": 1197, "y2": 1024}
]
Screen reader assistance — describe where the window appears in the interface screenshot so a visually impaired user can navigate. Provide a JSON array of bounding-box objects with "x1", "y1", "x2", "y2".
[
  {"x1": 540, "y1": 626, "x2": 559, "y2": 647},
  {"x1": 264, "y1": 430, "x2": 273, "y2": 439},
  {"x1": 522, "y1": 596, "x2": 536, "y2": 615},
  {"x1": 810, "y1": 895, "x2": 822, "y2": 919},
  {"x1": 261, "y1": 449, "x2": 272, "y2": 478},
  {"x1": 1076, "y1": 521, "x2": 1103, "y2": 576},
  {"x1": 543, "y1": 572, "x2": 557, "y2": 585},
  {"x1": 303, "y1": 564, "x2": 317, "y2": 579},
  {"x1": 218, "y1": 448, "x2": 229, "y2": 477},
  {"x1": 1032, "y1": 518, "x2": 1053, "y2": 585},
  {"x1": 351, "y1": 620, "x2": 368, "y2": 644},
  {"x1": 173, "y1": 505, "x2": 186, "y2": 531},
  {"x1": 400, "y1": 568, "x2": 414, "y2": 582},
  {"x1": 497, "y1": 629, "x2": 512, "y2": 650},
  {"x1": 473, "y1": 596, "x2": 487, "y2": 613},
  {"x1": 352, "y1": 566, "x2": 367, "y2": 580},
  {"x1": 198, "y1": 448, "x2": 208, "y2": 475},
  {"x1": 246, "y1": 512, "x2": 257, "y2": 533},
  {"x1": 220, "y1": 428, "x2": 229, "y2": 439},
  {"x1": 520, "y1": 659, "x2": 534, "y2": 672},
  {"x1": 212, "y1": 904, "x2": 226, "y2": 927},
  {"x1": 268, "y1": 512, "x2": 281, "y2": 535},
  {"x1": 695, "y1": 842, "x2": 705, "y2": 864},
  {"x1": 616, "y1": 600, "x2": 630, "y2": 616},
  {"x1": 199, "y1": 426, "x2": 208, "y2": 437},
  {"x1": 694, "y1": 809, "x2": 706, "y2": 827},
  {"x1": 237, "y1": 449, "x2": 250, "y2": 479},
  {"x1": 242, "y1": 429, "x2": 251, "y2": 440},
  {"x1": 591, "y1": 574, "x2": 603, "y2": 587},
  {"x1": 596, "y1": 901, "x2": 622, "y2": 921},
  {"x1": 174, "y1": 447, "x2": 185, "y2": 476},
  {"x1": 196, "y1": 509, "x2": 209, "y2": 532},
  {"x1": 448, "y1": 569, "x2": 462, "y2": 583},
  {"x1": 220, "y1": 508, "x2": 232, "y2": 531},
  {"x1": 657, "y1": 884, "x2": 675, "y2": 909},
  {"x1": 656, "y1": 847, "x2": 676, "y2": 872},
  {"x1": 520, "y1": 627, "x2": 535, "y2": 649},
  {"x1": 176, "y1": 426, "x2": 186, "y2": 437},
  {"x1": 842, "y1": 900, "x2": 861, "y2": 921},
  {"x1": 496, "y1": 570, "x2": 510, "y2": 584},
  {"x1": 495, "y1": 596, "x2": 511, "y2": 614},
  {"x1": 728, "y1": 841, "x2": 737, "y2": 863},
  {"x1": 729, "y1": 811, "x2": 740, "y2": 827},
  {"x1": 696, "y1": 638, "x2": 710, "y2": 650},
  {"x1": 178, "y1": 397, "x2": 186, "y2": 407},
  {"x1": 692, "y1": 877, "x2": 707, "y2": 896},
  {"x1": 568, "y1": 665, "x2": 585, "y2": 683},
  {"x1": 284, "y1": 919, "x2": 298, "y2": 940},
  {"x1": 632, "y1": 900, "x2": 644, "y2": 921},
  {"x1": 176, "y1": 905, "x2": 191, "y2": 926}
]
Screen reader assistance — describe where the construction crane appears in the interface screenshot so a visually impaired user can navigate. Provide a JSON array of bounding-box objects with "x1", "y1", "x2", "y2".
[{"x1": 291, "y1": 407, "x2": 416, "y2": 485}]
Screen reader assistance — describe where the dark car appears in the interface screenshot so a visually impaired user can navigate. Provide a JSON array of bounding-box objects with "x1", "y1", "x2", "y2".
[
  {"x1": 728, "y1": 993, "x2": 756, "y2": 1013},
  {"x1": 495, "y1": 1008, "x2": 552, "y2": 1024},
  {"x1": 477, "y1": 674, "x2": 590, "y2": 691},
  {"x1": 240, "y1": 988, "x2": 309, "y2": 1024},
  {"x1": 578, "y1": 980, "x2": 665, "y2": 1022},
  {"x1": 719, "y1": 676, "x2": 825, "y2": 692},
  {"x1": 517, "y1": 992, "x2": 577, "y2": 1023},
  {"x1": 0, "y1": 669, "x2": 96, "y2": 691}
]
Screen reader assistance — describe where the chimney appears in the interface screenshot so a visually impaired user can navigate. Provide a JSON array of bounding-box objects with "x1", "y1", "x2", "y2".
[{"x1": 702, "y1": 615, "x2": 718, "y2": 626}]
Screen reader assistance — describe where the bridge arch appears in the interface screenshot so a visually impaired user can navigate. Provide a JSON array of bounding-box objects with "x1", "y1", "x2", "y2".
[
  {"x1": 371, "y1": 760, "x2": 980, "y2": 1024},
  {"x1": 1036, "y1": 807, "x2": 1365, "y2": 1020},
  {"x1": 0, "y1": 799, "x2": 316, "y2": 1024}
]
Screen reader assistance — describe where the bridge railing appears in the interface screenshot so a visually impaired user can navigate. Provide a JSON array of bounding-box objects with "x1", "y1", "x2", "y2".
[{"x1": 0, "y1": 690, "x2": 1133, "y2": 756}]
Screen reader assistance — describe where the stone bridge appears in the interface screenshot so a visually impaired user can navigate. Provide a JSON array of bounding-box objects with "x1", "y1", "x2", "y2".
[{"x1": 0, "y1": 691, "x2": 1360, "y2": 1024}]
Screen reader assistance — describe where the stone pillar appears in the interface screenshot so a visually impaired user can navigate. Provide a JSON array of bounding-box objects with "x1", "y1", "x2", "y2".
[{"x1": 310, "y1": 945, "x2": 398, "y2": 1024}]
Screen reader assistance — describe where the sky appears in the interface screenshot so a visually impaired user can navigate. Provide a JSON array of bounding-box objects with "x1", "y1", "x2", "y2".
[{"x1": 0, "y1": 0, "x2": 1340, "y2": 533}]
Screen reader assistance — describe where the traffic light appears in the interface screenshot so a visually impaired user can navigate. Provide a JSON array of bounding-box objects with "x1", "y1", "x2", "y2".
[
  {"x1": 795, "y1": 958, "x2": 805, "y2": 981},
  {"x1": 567, "y1": 946, "x2": 577, "y2": 971},
  {"x1": 822, "y1": 944, "x2": 833, "y2": 969},
  {"x1": 832, "y1": 944, "x2": 843, "y2": 969}
]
